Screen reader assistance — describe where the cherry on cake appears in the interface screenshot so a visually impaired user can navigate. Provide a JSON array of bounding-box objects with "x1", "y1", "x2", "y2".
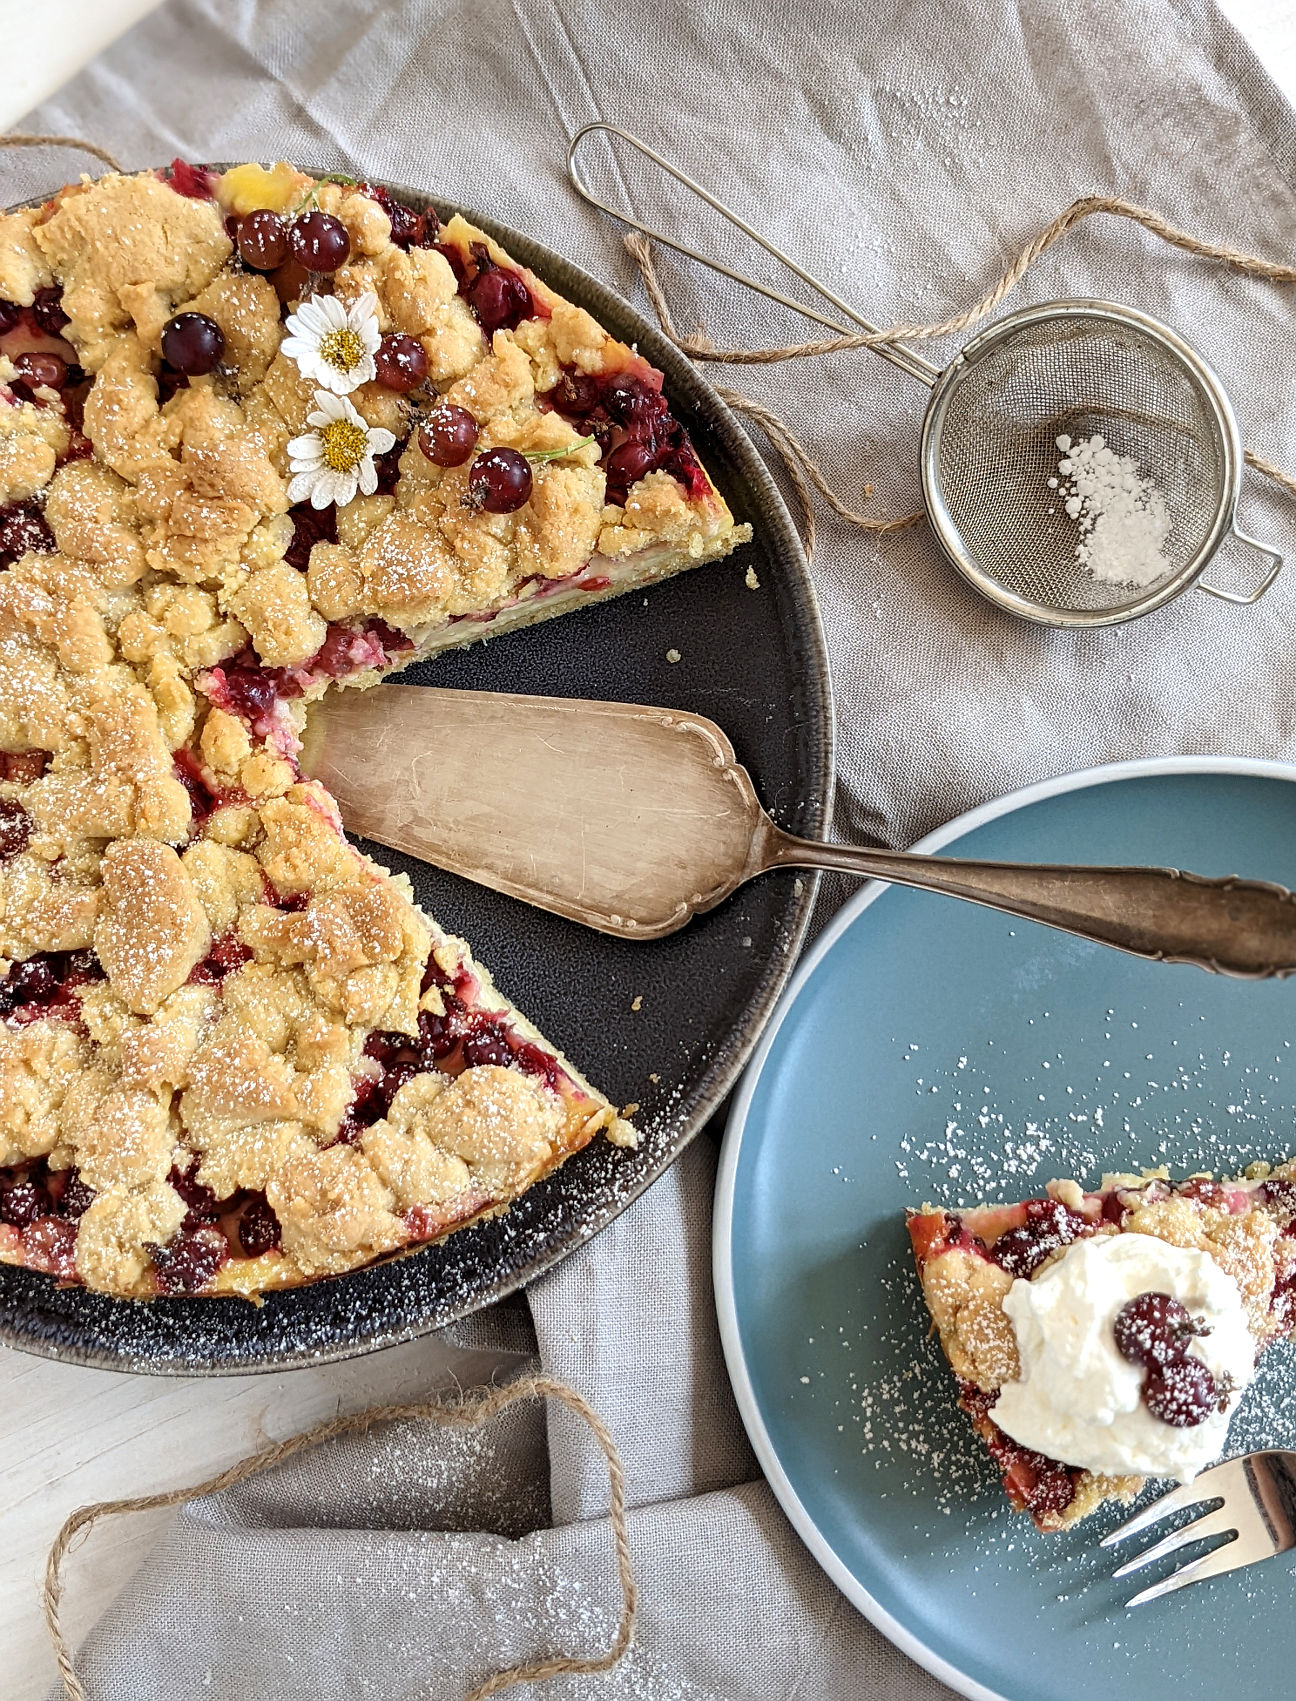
[
  {"x1": 907, "y1": 1164, "x2": 1296, "y2": 1528},
  {"x1": 0, "y1": 160, "x2": 752, "y2": 1298}
]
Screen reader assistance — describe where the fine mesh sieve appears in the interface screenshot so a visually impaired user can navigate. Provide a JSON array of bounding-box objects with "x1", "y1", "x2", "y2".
[
  {"x1": 568, "y1": 127, "x2": 1285, "y2": 628},
  {"x1": 919, "y1": 300, "x2": 1280, "y2": 625}
]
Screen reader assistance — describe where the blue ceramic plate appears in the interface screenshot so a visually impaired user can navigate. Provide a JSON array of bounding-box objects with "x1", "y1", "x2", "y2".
[{"x1": 715, "y1": 757, "x2": 1296, "y2": 1701}]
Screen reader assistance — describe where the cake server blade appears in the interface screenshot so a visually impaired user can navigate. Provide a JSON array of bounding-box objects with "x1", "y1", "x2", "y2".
[{"x1": 301, "y1": 684, "x2": 1296, "y2": 973}]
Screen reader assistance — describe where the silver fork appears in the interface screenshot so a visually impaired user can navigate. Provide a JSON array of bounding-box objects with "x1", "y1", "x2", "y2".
[{"x1": 1101, "y1": 1450, "x2": 1296, "y2": 1605}]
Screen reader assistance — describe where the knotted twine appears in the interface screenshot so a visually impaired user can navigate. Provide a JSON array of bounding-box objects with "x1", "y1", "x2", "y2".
[
  {"x1": 43, "y1": 1373, "x2": 637, "y2": 1701},
  {"x1": 0, "y1": 132, "x2": 639, "y2": 1701},
  {"x1": 623, "y1": 199, "x2": 1296, "y2": 558},
  {"x1": 2, "y1": 128, "x2": 1293, "y2": 1692}
]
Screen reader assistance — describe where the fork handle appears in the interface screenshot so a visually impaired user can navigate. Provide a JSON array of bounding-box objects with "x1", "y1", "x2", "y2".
[{"x1": 762, "y1": 829, "x2": 1296, "y2": 978}]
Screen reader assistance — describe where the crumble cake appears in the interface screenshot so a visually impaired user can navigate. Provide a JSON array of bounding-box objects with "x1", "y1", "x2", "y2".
[
  {"x1": 907, "y1": 1163, "x2": 1296, "y2": 1529},
  {"x1": 0, "y1": 159, "x2": 752, "y2": 1299}
]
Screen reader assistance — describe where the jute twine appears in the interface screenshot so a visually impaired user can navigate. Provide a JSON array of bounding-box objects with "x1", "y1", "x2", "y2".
[
  {"x1": 43, "y1": 1373, "x2": 636, "y2": 1701},
  {"x1": 624, "y1": 197, "x2": 1296, "y2": 557}
]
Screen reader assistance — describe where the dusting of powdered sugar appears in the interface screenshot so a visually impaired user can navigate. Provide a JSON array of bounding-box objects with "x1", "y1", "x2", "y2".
[
  {"x1": 1050, "y1": 433, "x2": 1172, "y2": 587},
  {"x1": 794, "y1": 995, "x2": 1296, "y2": 1612}
]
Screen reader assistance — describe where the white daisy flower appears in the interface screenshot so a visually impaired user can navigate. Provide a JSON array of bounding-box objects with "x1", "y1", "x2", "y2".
[
  {"x1": 287, "y1": 391, "x2": 397, "y2": 509},
  {"x1": 281, "y1": 290, "x2": 381, "y2": 394}
]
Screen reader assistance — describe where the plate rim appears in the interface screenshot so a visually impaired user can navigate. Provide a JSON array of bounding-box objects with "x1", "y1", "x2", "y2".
[
  {"x1": 0, "y1": 172, "x2": 834, "y2": 1373},
  {"x1": 713, "y1": 753, "x2": 1296, "y2": 1701}
]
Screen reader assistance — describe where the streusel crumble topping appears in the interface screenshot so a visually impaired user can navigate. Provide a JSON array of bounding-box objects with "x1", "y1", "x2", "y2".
[{"x1": 0, "y1": 160, "x2": 750, "y2": 1298}]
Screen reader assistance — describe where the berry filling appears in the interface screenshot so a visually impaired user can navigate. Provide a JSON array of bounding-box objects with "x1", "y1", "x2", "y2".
[
  {"x1": 0, "y1": 948, "x2": 104, "y2": 1023},
  {"x1": 186, "y1": 933, "x2": 255, "y2": 987},
  {"x1": 958, "y1": 1382, "x2": 1078, "y2": 1520},
  {"x1": 173, "y1": 747, "x2": 248, "y2": 829},
  {"x1": 199, "y1": 618, "x2": 414, "y2": 739},
  {"x1": 538, "y1": 364, "x2": 708, "y2": 503},
  {"x1": 0, "y1": 501, "x2": 56, "y2": 568},
  {"x1": 436, "y1": 239, "x2": 543, "y2": 334},
  {"x1": 147, "y1": 1225, "x2": 230, "y2": 1294},
  {"x1": 0, "y1": 749, "x2": 50, "y2": 784},
  {"x1": 162, "y1": 159, "x2": 219, "y2": 201},
  {"x1": 986, "y1": 1196, "x2": 1092, "y2": 1279},
  {"x1": 335, "y1": 951, "x2": 568, "y2": 1148},
  {"x1": 357, "y1": 182, "x2": 432, "y2": 250}
]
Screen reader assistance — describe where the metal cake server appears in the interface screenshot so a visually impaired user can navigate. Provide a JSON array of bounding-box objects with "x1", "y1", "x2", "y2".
[{"x1": 301, "y1": 685, "x2": 1296, "y2": 975}]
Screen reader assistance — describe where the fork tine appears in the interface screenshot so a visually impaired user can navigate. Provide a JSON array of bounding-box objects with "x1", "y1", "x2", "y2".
[
  {"x1": 1100, "y1": 1478, "x2": 1221, "y2": 1547},
  {"x1": 1124, "y1": 1531, "x2": 1249, "y2": 1606},
  {"x1": 1111, "y1": 1502, "x2": 1240, "y2": 1578}
]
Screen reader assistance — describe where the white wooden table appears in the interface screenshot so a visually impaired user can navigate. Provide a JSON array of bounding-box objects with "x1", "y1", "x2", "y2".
[{"x1": 3, "y1": 4, "x2": 1294, "y2": 1696}]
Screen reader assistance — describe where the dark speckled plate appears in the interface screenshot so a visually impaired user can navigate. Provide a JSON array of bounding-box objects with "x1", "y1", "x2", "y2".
[{"x1": 0, "y1": 177, "x2": 832, "y2": 1372}]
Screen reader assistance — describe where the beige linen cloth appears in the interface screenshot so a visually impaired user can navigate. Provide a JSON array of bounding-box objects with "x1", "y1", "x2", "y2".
[{"x1": 15, "y1": 0, "x2": 1296, "y2": 1694}]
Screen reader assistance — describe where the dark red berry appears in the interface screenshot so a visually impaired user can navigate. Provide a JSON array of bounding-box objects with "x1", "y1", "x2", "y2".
[
  {"x1": 1113, "y1": 1291, "x2": 1205, "y2": 1370},
  {"x1": 168, "y1": 1163, "x2": 221, "y2": 1230},
  {"x1": 0, "y1": 301, "x2": 20, "y2": 335},
  {"x1": 465, "y1": 263, "x2": 533, "y2": 334},
  {"x1": 467, "y1": 447, "x2": 532, "y2": 513},
  {"x1": 990, "y1": 1199, "x2": 1087, "y2": 1279},
  {"x1": 432, "y1": 242, "x2": 468, "y2": 288},
  {"x1": 0, "y1": 798, "x2": 31, "y2": 858},
  {"x1": 358, "y1": 184, "x2": 427, "y2": 249},
  {"x1": 0, "y1": 503, "x2": 54, "y2": 566},
  {"x1": 284, "y1": 500, "x2": 339, "y2": 571},
  {"x1": 237, "y1": 1193, "x2": 281, "y2": 1257},
  {"x1": 288, "y1": 211, "x2": 350, "y2": 272},
  {"x1": 148, "y1": 1226, "x2": 229, "y2": 1294},
  {"x1": 219, "y1": 664, "x2": 278, "y2": 722},
  {"x1": 270, "y1": 257, "x2": 312, "y2": 304},
  {"x1": 31, "y1": 287, "x2": 69, "y2": 336},
  {"x1": 462, "y1": 1018, "x2": 515, "y2": 1069},
  {"x1": 604, "y1": 438, "x2": 658, "y2": 500},
  {"x1": 603, "y1": 374, "x2": 667, "y2": 426},
  {"x1": 161, "y1": 312, "x2": 225, "y2": 376},
  {"x1": 3, "y1": 956, "x2": 56, "y2": 1008},
  {"x1": 419, "y1": 406, "x2": 478, "y2": 467},
  {"x1": 236, "y1": 209, "x2": 290, "y2": 271},
  {"x1": 1143, "y1": 1356, "x2": 1218, "y2": 1427},
  {"x1": 13, "y1": 351, "x2": 67, "y2": 390},
  {"x1": 1, "y1": 1175, "x2": 53, "y2": 1228},
  {"x1": 373, "y1": 332, "x2": 428, "y2": 392},
  {"x1": 58, "y1": 1171, "x2": 95, "y2": 1220}
]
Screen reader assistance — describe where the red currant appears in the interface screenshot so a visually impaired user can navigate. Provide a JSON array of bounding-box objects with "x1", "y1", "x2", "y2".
[
  {"x1": 418, "y1": 405, "x2": 479, "y2": 467},
  {"x1": 467, "y1": 447, "x2": 532, "y2": 513}
]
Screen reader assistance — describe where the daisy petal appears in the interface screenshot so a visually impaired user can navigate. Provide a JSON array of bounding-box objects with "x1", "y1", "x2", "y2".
[
  {"x1": 368, "y1": 428, "x2": 397, "y2": 455},
  {"x1": 288, "y1": 471, "x2": 319, "y2": 504},
  {"x1": 357, "y1": 459, "x2": 378, "y2": 497},
  {"x1": 287, "y1": 432, "x2": 323, "y2": 458}
]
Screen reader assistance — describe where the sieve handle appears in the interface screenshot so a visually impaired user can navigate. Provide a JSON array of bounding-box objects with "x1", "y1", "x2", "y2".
[
  {"x1": 1198, "y1": 525, "x2": 1283, "y2": 605},
  {"x1": 762, "y1": 829, "x2": 1296, "y2": 977},
  {"x1": 567, "y1": 123, "x2": 941, "y2": 388}
]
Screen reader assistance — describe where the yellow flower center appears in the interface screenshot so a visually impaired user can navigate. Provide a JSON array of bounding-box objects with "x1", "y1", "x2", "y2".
[
  {"x1": 318, "y1": 326, "x2": 367, "y2": 373},
  {"x1": 319, "y1": 418, "x2": 370, "y2": 472}
]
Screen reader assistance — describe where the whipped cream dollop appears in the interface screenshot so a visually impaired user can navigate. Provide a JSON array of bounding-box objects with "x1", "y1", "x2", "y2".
[{"x1": 993, "y1": 1232, "x2": 1255, "y2": 1481}]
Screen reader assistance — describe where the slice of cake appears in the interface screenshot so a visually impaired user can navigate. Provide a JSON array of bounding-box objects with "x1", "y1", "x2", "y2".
[
  {"x1": 0, "y1": 159, "x2": 754, "y2": 1299},
  {"x1": 907, "y1": 1164, "x2": 1296, "y2": 1528}
]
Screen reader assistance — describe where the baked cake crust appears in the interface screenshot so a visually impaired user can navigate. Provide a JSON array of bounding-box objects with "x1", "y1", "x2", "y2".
[
  {"x1": 0, "y1": 160, "x2": 751, "y2": 1299},
  {"x1": 907, "y1": 1161, "x2": 1296, "y2": 1529}
]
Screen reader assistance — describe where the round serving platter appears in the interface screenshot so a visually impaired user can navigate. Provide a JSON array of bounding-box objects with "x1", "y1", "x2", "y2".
[
  {"x1": 0, "y1": 176, "x2": 832, "y2": 1372},
  {"x1": 716, "y1": 756, "x2": 1296, "y2": 1701}
]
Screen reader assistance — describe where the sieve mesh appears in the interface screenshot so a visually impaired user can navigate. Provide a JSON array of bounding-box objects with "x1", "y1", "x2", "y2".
[{"x1": 927, "y1": 313, "x2": 1228, "y2": 616}]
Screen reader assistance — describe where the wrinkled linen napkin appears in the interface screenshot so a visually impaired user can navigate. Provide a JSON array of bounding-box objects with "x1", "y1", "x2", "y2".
[{"x1": 19, "y1": 0, "x2": 1296, "y2": 1694}]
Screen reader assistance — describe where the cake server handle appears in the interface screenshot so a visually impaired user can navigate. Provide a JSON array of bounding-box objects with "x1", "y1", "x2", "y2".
[
  {"x1": 567, "y1": 122, "x2": 940, "y2": 387},
  {"x1": 759, "y1": 827, "x2": 1296, "y2": 978}
]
